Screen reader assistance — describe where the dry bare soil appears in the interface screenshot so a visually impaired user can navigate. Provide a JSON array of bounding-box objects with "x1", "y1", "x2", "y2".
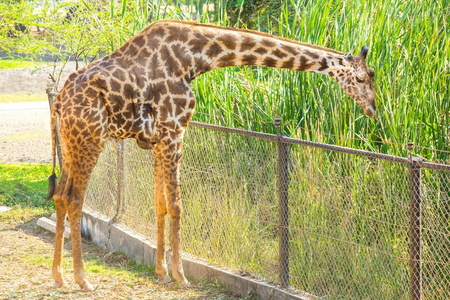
[{"x1": 0, "y1": 212, "x2": 238, "y2": 300}]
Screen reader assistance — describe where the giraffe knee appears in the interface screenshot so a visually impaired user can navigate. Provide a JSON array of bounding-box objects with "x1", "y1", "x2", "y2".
[
  {"x1": 53, "y1": 196, "x2": 68, "y2": 216},
  {"x1": 60, "y1": 187, "x2": 70, "y2": 205},
  {"x1": 155, "y1": 203, "x2": 167, "y2": 217},
  {"x1": 168, "y1": 202, "x2": 182, "y2": 218}
]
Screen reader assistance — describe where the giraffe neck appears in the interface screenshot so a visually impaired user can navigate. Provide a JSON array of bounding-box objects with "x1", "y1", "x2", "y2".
[
  {"x1": 118, "y1": 20, "x2": 347, "y2": 83},
  {"x1": 197, "y1": 26, "x2": 344, "y2": 78},
  {"x1": 142, "y1": 20, "x2": 345, "y2": 80}
]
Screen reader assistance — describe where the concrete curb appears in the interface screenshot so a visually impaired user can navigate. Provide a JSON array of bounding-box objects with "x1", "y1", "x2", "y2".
[
  {"x1": 37, "y1": 214, "x2": 71, "y2": 239},
  {"x1": 38, "y1": 208, "x2": 315, "y2": 300}
]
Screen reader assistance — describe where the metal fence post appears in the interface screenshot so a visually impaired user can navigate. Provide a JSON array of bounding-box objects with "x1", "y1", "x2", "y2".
[
  {"x1": 408, "y1": 141, "x2": 422, "y2": 300},
  {"x1": 275, "y1": 118, "x2": 290, "y2": 288},
  {"x1": 113, "y1": 140, "x2": 125, "y2": 223}
]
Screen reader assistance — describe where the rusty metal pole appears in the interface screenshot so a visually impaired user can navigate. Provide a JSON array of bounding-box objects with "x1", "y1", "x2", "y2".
[
  {"x1": 408, "y1": 141, "x2": 422, "y2": 300},
  {"x1": 113, "y1": 141, "x2": 126, "y2": 223},
  {"x1": 275, "y1": 118, "x2": 290, "y2": 288}
]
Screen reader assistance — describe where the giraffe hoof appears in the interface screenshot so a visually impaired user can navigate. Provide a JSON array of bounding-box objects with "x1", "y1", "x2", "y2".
[
  {"x1": 156, "y1": 275, "x2": 172, "y2": 285},
  {"x1": 179, "y1": 278, "x2": 191, "y2": 288},
  {"x1": 53, "y1": 279, "x2": 67, "y2": 289},
  {"x1": 79, "y1": 280, "x2": 94, "y2": 292}
]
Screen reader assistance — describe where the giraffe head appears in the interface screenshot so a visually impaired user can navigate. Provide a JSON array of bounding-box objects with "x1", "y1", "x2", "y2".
[{"x1": 334, "y1": 46, "x2": 376, "y2": 118}]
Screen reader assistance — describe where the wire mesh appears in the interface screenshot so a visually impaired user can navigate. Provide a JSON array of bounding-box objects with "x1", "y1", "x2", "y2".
[
  {"x1": 180, "y1": 126, "x2": 280, "y2": 281},
  {"x1": 288, "y1": 144, "x2": 411, "y2": 299},
  {"x1": 421, "y1": 167, "x2": 450, "y2": 300},
  {"x1": 85, "y1": 141, "x2": 118, "y2": 217},
  {"x1": 84, "y1": 122, "x2": 450, "y2": 300}
]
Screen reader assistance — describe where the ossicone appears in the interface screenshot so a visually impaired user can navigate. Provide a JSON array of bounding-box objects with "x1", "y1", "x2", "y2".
[
  {"x1": 359, "y1": 46, "x2": 369, "y2": 59},
  {"x1": 343, "y1": 52, "x2": 353, "y2": 61}
]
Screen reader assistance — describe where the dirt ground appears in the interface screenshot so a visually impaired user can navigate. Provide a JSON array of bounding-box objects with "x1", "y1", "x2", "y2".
[
  {"x1": 0, "y1": 67, "x2": 240, "y2": 299},
  {"x1": 0, "y1": 213, "x2": 238, "y2": 300}
]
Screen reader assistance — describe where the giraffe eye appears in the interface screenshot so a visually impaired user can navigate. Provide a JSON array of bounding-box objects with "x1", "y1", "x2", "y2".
[{"x1": 356, "y1": 77, "x2": 364, "y2": 83}]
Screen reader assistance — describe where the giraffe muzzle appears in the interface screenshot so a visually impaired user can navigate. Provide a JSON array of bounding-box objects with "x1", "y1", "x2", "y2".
[{"x1": 364, "y1": 106, "x2": 377, "y2": 119}]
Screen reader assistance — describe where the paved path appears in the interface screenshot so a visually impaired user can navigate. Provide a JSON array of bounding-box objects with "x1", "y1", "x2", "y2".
[
  {"x1": 0, "y1": 101, "x2": 51, "y2": 163},
  {"x1": 0, "y1": 101, "x2": 49, "y2": 110}
]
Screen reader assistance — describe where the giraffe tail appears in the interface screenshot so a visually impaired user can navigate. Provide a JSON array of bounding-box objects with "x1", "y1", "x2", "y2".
[{"x1": 46, "y1": 102, "x2": 59, "y2": 201}]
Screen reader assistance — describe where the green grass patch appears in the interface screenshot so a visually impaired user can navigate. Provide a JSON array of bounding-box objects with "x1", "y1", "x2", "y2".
[
  {"x1": 0, "y1": 92, "x2": 48, "y2": 103},
  {"x1": 0, "y1": 59, "x2": 38, "y2": 70},
  {"x1": 20, "y1": 252, "x2": 53, "y2": 266},
  {"x1": 0, "y1": 163, "x2": 55, "y2": 210},
  {"x1": 19, "y1": 250, "x2": 156, "y2": 282},
  {"x1": 0, "y1": 206, "x2": 52, "y2": 222},
  {"x1": 86, "y1": 255, "x2": 156, "y2": 282}
]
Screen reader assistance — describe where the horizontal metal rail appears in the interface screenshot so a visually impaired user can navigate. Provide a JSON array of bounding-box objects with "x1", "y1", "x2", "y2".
[
  {"x1": 280, "y1": 136, "x2": 411, "y2": 164},
  {"x1": 189, "y1": 121, "x2": 279, "y2": 142},
  {"x1": 418, "y1": 161, "x2": 450, "y2": 171},
  {"x1": 189, "y1": 121, "x2": 449, "y2": 171}
]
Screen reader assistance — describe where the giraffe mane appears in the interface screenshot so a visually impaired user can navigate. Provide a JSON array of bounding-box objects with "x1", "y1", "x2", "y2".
[{"x1": 156, "y1": 19, "x2": 345, "y2": 56}]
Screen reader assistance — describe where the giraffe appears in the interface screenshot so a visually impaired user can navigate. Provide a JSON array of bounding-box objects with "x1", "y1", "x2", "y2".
[{"x1": 46, "y1": 19, "x2": 376, "y2": 291}]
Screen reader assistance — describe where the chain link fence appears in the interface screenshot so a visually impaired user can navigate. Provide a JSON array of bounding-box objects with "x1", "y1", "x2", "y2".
[{"x1": 85, "y1": 120, "x2": 450, "y2": 300}]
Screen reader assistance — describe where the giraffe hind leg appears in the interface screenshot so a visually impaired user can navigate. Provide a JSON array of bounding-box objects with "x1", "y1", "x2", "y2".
[
  {"x1": 66, "y1": 155, "x2": 101, "y2": 291},
  {"x1": 51, "y1": 165, "x2": 69, "y2": 288},
  {"x1": 52, "y1": 149, "x2": 101, "y2": 291},
  {"x1": 68, "y1": 192, "x2": 93, "y2": 292}
]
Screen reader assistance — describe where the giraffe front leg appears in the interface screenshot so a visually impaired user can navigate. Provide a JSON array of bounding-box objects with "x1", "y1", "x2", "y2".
[
  {"x1": 153, "y1": 146, "x2": 171, "y2": 284},
  {"x1": 162, "y1": 139, "x2": 190, "y2": 287}
]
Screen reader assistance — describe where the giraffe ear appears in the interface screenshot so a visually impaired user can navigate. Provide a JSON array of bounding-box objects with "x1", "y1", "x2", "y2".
[{"x1": 359, "y1": 46, "x2": 369, "y2": 59}]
